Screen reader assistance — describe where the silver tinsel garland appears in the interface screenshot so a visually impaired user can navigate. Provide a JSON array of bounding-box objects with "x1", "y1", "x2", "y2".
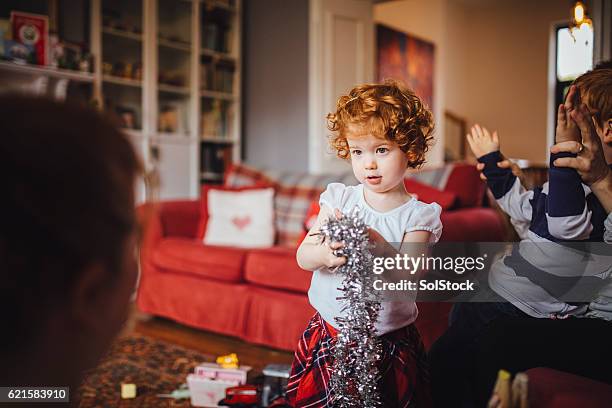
[{"x1": 320, "y1": 208, "x2": 383, "y2": 408}]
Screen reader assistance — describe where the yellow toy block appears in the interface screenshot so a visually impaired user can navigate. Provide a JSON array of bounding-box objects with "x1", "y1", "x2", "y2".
[
  {"x1": 216, "y1": 353, "x2": 239, "y2": 369},
  {"x1": 121, "y1": 383, "x2": 137, "y2": 399}
]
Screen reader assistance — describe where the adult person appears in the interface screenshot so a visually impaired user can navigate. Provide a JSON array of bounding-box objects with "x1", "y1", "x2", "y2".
[
  {"x1": 429, "y1": 66, "x2": 612, "y2": 407},
  {"x1": 551, "y1": 94, "x2": 612, "y2": 236},
  {"x1": 470, "y1": 100, "x2": 612, "y2": 406},
  {"x1": 0, "y1": 95, "x2": 141, "y2": 404}
]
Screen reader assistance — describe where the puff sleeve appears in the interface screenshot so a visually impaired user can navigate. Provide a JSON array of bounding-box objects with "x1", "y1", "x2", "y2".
[
  {"x1": 405, "y1": 202, "x2": 443, "y2": 243},
  {"x1": 319, "y1": 183, "x2": 347, "y2": 211}
]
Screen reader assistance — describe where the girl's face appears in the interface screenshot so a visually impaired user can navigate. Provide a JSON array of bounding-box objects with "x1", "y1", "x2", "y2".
[{"x1": 346, "y1": 132, "x2": 408, "y2": 194}]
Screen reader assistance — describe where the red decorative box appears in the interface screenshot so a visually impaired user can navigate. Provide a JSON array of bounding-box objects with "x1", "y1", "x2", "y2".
[{"x1": 11, "y1": 11, "x2": 48, "y2": 65}]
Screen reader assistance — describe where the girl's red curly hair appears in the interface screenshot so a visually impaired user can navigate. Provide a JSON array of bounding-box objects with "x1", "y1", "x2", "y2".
[{"x1": 327, "y1": 80, "x2": 434, "y2": 168}]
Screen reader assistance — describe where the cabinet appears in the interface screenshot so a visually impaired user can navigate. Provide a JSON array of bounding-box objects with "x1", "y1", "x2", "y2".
[{"x1": 0, "y1": 0, "x2": 241, "y2": 200}]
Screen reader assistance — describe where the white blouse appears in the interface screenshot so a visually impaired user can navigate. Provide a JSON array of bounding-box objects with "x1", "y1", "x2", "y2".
[{"x1": 307, "y1": 183, "x2": 443, "y2": 335}]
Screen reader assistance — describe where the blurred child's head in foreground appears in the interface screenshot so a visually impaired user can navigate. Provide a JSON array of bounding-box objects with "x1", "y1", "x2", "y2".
[{"x1": 0, "y1": 95, "x2": 141, "y2": 384}]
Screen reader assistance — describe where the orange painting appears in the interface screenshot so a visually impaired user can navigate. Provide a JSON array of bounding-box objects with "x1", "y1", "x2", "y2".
[{"x1": 377, "y1": 24, "x2": 435, "y2": 110}]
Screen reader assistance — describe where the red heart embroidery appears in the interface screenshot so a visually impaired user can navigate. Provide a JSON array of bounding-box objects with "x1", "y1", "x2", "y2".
[{"x1": 232, "y1": 215, "x2": 251, "y2": 230}]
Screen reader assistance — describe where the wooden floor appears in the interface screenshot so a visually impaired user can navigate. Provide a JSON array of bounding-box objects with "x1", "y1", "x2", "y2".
[{"x1": 129, "y1": 306, "x2": 294, "y2": 374}]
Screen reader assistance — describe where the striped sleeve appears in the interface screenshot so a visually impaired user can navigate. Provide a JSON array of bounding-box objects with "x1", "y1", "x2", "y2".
[
  {"x1": 478, "y1": 151, "x2": 533, "y2": 224},
  {"x1": 546, "y1": 152, "x2": 592, "y2": 240}
]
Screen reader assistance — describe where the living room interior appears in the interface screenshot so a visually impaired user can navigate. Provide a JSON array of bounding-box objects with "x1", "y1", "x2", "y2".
[{"x1": 1, "y1": 0, "x2": 611, "y2": 407}]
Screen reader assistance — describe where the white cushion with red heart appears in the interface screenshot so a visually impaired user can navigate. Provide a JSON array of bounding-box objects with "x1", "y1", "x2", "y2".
[{"x1": 203, "y1": 187, "x2": 275, "y2": 248}]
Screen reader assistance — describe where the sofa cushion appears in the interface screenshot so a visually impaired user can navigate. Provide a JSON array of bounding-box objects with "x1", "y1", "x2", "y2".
[
  {"x1": 225, "y1": 163, "x2": 357, "y2": 247},
  {"x1": 203, "y1": 186, "x2": 276, "y2": 248},
  {"x1": 197, "y1": 183, "x2": 275, "y2": 240},
  {"x1": 444, "y1": 163, "x2": 486, "y2": 208},
  {"x1": 152, "y1": 237, "x2": 247, "y2": 283},
  {"x1": 158, "y1": 200, "x2": 201, "y2": 238},
  {"x1": 440, "y1": 208, "x2": 505, "y2": 242},
  {"x1": 404, "y1": 179, "x2": 458, "y2": 210},
  {"x1": 297, "y1": 200, "x2": 321, "y2": 244},
  {"x1": 244, "y1": 247, "x2": 312, "y2": 294}
]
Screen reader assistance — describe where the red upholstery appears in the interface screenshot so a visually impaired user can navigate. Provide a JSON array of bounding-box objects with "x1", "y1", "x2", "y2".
[
  {"x1": 526, "y1": 368, "x2": 612, "y2": 408},
  {"x1": 153, "y1": 238, "x2": 247, "y2": 283},
  {"x1": 244, "y1": 286, "x2": 316, "y2": 351},
  {"x1": 440, "y1": 208, "x2": 505, "y2": 242},
  {"x1": 158, "y1": 200, "x2": 200, "y2": 238},
  {"x1": 244, "y1": 247, "x2": 312, "y2": 294},
  {"x1": 404, "y1": 179, "x2": 458, "y2": 210},
  {"x1": 413, "y1": 302, "x2": 453, "y2": 350},
  {"x1": 444, "y1": 163, "x2": 487, "y2": 208},
  {"x1": 137, "y1": 270, "x2": 250, "y2": 338}
]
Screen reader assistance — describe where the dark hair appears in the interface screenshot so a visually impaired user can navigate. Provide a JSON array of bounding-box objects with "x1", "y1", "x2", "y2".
[
  {"x1": 574, "y1": 68, "x2": 612, "y2": 127},
  {"x1": 0, "y1": 95, "x2": 141, "y2": 350},
  {"x1": 594, "y1": 60, "x2": 612, "y2": 70}
]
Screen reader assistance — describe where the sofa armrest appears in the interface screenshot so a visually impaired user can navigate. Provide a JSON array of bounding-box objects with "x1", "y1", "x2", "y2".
[
  {"x1": 137, "y1": 200, "x2": 200, "y2": 277},
  {"x1": 440, "y1": 208, "x2": 507, "y2": 242},
  {"x1": 137, "y1": 203, "x2": 163, "y2": 256}
]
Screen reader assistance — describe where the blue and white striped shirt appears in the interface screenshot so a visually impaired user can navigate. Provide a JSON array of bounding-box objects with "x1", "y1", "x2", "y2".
[{"x1": 479, "y1": 151, "x2": 612, "y2": 319}]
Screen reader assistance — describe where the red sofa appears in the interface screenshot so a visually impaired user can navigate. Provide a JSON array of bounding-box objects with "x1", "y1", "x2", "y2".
[
  {"x1": 136, "y1": 163, "x2": 507, "y2": 351},
  {"x1": 526, "y1": 368, "x2": 612, "y2": 408}
]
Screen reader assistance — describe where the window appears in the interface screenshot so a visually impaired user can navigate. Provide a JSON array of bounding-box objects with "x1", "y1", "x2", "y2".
[{"x1": 554, "y1": 25, "x2": 593, "y2": 111}]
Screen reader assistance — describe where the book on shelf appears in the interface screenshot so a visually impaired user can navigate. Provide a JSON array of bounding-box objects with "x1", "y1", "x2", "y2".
[
  {"x1": 215, "y1": 60, "x2": 234, "y2": 93},
  {"x1": 201, "y1": 16, "x2": 231, "y2": 53},
  {"x1": 200, "y1": 143, "x2": 231, "y2": 177},
  {"x1": 200, "y1": 59, "x2": 234, "y2": 93},
  {"x1": 201, "y1": 99, "x2": 228, "y2": 138}
]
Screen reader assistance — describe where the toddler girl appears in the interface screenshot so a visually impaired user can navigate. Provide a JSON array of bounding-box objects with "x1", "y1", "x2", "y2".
[{"x1": 287, "y1": 80, "x2": 442, "y2": 407}]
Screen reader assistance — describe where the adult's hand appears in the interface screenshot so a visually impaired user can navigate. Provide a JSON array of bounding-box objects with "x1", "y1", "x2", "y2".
[
  {"x1": 551, "y1": 103, "x2": 612, "y2": 213},
  {"x1": 551, "y1": 103, "x2": 611, "y2": 186}
]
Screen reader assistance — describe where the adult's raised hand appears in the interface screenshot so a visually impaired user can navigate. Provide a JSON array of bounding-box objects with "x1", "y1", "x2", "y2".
[
  {"x1": 551, "y1": 102, "x2": 612, "y2": 213},
  {"x1": 551, "y1": 103, "x2": 610, "y2": 186}
]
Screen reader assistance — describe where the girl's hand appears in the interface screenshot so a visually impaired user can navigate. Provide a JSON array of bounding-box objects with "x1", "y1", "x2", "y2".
[
  {"x1": 322, "y1": 208, "x2": 346, "y2": 270},
  {"x1": 323, "y1": 240, "x2": 346, "y2": 270}
]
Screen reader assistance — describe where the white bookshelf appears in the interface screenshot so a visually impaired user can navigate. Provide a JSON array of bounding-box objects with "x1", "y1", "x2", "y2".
[{"x1": 0, "y1": 0, "x2": 242, "y2": 200}]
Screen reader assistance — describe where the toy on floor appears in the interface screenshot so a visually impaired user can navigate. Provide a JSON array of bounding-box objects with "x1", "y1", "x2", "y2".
[
  {"x1": 218, "y1": 385, "x2": 258, "y2": 407},
  {"x1": 217, "y1": 353, "x2": 239, "y2": 369},
  {"x1": 267, "y1": 396, "x2": 291, "y2": 408},
  {"x1": 261, "y1": 364, "x2": 291, "y2": 407},
  {"x1": 120, "y1": 383, "x2": 137, "y2": 399},
  {"x1": 188, "y1": 361, "x2": 251, "y2": 407}
]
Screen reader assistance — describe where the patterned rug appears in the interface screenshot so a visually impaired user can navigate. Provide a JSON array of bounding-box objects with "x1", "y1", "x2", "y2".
[{"x1": 78, "y1": 334, "x2": 214, "y2": 407}]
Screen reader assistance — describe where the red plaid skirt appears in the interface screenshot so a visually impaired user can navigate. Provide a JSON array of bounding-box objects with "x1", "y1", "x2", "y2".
[{"x1": 286, "y1": 313, "x2": 432, "y2": 408}]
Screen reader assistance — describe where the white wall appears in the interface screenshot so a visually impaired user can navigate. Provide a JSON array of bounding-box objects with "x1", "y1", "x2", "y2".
[
  {"x1": 243, "y1": 0, "x2": 310, "y2": 172},
  {"x1": 375, "y1": 0, "x2": 569, "y2": 164}
]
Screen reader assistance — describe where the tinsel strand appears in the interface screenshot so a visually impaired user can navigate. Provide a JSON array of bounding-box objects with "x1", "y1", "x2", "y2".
[{"x1": 320, "y1": 207, "x2": 383, "y2": 408}]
